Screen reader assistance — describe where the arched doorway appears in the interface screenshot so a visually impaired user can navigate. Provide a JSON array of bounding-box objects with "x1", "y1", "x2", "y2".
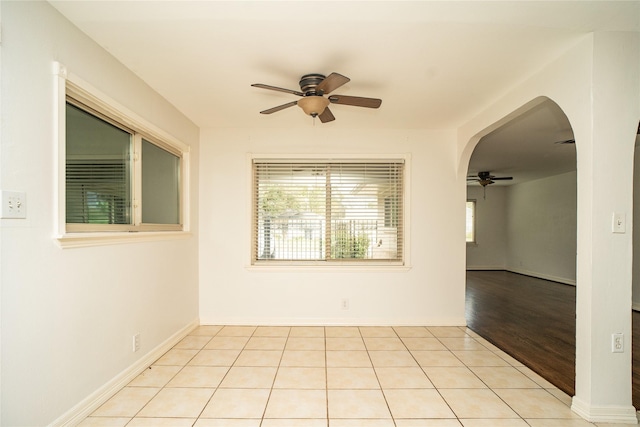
[{"x1": 464, "y1": 98, "x2": 578, "y2": 397}]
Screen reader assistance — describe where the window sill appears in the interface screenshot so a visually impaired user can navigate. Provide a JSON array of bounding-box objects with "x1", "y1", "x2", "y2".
[
  {"x1": 246, "y1": 263, "x2": 412, "y2": 272},
  {"x1": 55, "y1": 231, "x2": 192, "y2": 249}
]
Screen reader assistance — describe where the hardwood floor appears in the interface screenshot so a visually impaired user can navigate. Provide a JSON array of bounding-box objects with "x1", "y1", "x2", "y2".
[{"x1": 466, "y1": 270, "x2": 640, "y2": 408}]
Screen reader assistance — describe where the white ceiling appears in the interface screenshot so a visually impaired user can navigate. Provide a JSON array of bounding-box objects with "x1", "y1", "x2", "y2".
[{"x1": 49, "y1": 0, "x2": 640, "y2": 184}]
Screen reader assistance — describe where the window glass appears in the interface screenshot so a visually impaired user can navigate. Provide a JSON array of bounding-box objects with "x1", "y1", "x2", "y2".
[
  {"x1": 254, "y1": 161, "x2": 404, "y2": 263},
  {"x1": 466, "y1": 200, "x2": 476, "y2": 243},
  {"x1": 142, "y1": 139, "x2": 180, "y2": 224},
  {"x1": 65, "y1": 102, "x2": 131, "y2": 224}
]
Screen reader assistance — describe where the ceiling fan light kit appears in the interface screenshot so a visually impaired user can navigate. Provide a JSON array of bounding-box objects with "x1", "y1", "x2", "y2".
[
  {"x1": 252, "y1": 72, "x2": 382, "y2": 123},
  {"x1": 297, "y1": 96, "x2": 329, "y2": 117}
]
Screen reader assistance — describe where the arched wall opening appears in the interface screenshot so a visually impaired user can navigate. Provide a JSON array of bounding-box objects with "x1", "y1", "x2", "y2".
[{"x1": 462, "y1": 96, "x2": 578, "y2": 397}]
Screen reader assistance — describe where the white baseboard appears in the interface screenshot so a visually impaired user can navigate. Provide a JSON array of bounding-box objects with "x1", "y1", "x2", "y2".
[
  {"x1": 50, "y1": 318, "x2": 199, "y2": 427},
  {"x1": 198, "y1": 317, "x2": 467, "y2": 327},
  {"x1": 633, "y1": 301, "x2": 640, "y2": 312},
  {"x1": 466, "y1": 265, "x2": 506, "y2": 271},
  {"x1": 506, "y1": 267, "x2": 576, "y2": 286},
  {"x1": 571, "y1": 396, "x2": 638, "y2": 424}
]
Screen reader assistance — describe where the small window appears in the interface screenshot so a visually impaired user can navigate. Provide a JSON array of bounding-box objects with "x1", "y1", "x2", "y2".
[
  {"x1": 252, "y1": 159, "x2": 405, "y2": 264},
  {"x1": 466, "y1": 200, "x2": 476, "y2": 243},
  {"x1": 65, "y1": 97, "x2": 184, "y2": 232}
]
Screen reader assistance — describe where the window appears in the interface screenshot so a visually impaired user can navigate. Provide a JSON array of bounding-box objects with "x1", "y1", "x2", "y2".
[
  {"x1": 252, "y1": 159, "x2": 405, "y2": 264},
  {"x1": 64, "y1": 93, "x2": 184, "y2": 233},
  {"x1": 466, "y1": 200, "x2": 476, "y2": 243}
]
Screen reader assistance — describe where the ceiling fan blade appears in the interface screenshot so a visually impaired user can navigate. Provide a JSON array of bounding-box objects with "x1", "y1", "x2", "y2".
[
  {"x1": 329, "y1": 95, "x2": 382, "y2": 109},
  {"x1": 259, "y1": 101, "x2": 298, "y2": 115},
  {"x1": 316, "y1": 72, "x2": 350, "y2": 95},
  {"x1": 318, "y1": 107, "x2": 335, "y2": 123},
  {"x1": 252, "y1": 83, "x2": 304, "y2": 97},
  {"x1": 491, "y1": 177, "x2": 513, "y2": 181}
]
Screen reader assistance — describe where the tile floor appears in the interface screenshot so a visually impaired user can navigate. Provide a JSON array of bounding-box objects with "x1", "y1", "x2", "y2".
[{"x1": 78, "y1": 326, "x2": 637, "y2": 427}]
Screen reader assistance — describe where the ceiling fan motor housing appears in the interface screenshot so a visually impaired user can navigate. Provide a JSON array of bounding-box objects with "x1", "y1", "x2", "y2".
[{"x1": 299, "y1": 73, "x2": 326, "y2": 95}]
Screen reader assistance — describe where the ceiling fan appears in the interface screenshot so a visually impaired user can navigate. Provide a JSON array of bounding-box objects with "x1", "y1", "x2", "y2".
[
  {"x1": 467, "y1": 171, "x2": 513, "y2": 187},
  {"x1": 251, "y1": 72, "x2": 382, "y2": 123}
]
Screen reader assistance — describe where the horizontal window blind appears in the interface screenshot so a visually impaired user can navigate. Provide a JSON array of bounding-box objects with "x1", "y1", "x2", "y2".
[{"x1": 253, "y1": 160, "x2": 404, "y2": 263}]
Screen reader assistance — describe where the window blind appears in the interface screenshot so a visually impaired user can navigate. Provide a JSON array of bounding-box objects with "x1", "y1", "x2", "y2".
[{"x1": 253, "y1": 160, "x2": 404, "y2": 263}]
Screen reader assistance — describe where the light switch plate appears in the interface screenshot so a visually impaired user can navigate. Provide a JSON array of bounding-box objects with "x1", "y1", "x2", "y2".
[{"x1": 1, "y1": 191, "x2": 26, "y2": 219}]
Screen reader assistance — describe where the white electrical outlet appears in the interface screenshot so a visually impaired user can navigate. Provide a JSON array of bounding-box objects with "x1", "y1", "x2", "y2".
[
  {"x1": 341, "y1": 298, "x2": 350, "y2": 310},
  {"x1": 612, "y1": 333, "x2": 624, "y2": 353},
  {"x1": 133, "y1": 334, "x2": 141, "y2": 352},
  {"x1": 1, "y1": 190, "x2": 26, "y2": 219}
]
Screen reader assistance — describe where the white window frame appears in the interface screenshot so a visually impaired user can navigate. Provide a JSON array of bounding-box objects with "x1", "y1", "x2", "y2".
[
  {"x1": 53, "y1": 62, "x2": 191, "y2": 248},
  {"x1": 248, "y1": 153, "x2": 411, "y2": 271},
  {"x1": 466, "y1": 199, "x2": 476, "y2": 244}
]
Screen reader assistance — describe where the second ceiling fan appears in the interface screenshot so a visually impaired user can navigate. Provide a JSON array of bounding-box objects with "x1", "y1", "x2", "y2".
[{"x1": 251, "y1": 72, "x2": 382, "y2": 123}]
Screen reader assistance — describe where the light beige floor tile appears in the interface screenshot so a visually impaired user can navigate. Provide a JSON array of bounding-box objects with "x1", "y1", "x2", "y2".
[
  {"x1": 254, "y1": 326, "x2": 291, "y2": 337},
  {"x1": 137, "y1": 387, "x2": 214, "y2": 418},
  {"x1": 526, "y1": 420, "x2": 598, "y2": 426},
  {"x1": 217, "y1": 325, "x2": 256, "y2": 336},
  {"x1": 326, "y1": 326, "x2": 361, "y2": 337},
  {"x1": 546, "y1": 388, "x2": 573, "y2": 406},
  {"x1": 331, "y1": 419, "x2": 395, "y2": 426},
  {"x1": 327, "y1": 350, "x2": 372, "y2": 367},
  {"x1": 153, "y1": 349, "x2": 198, "y2": 366},
  {"x1": 472, "y1": 337, "x2": 502, "y2": 352},
  {"x1": 188, "y1": 349, "x2": 241, "y2": 366},
  {"x1": 384, "y1": 388, "x2": 456, "y2": 418},
  {"x1": 234, "y1": 349, "x2": 283, "y2": 366},
  {"x1": 173, "y1": 335, "x2": 212, "y2": 350},
  {"x1": 402, "y1": 337, "x2": 448, "y2": 351},
  {"x1": 453, "y1": 350, "x2": 510, "y2": 367},
  {"x1": 494, "y1": 351, "x2": 525, "y2": 366},
  {"x1": 460, "y1": 420, "x2": 529, "y2": 427},
  {"x1": 280, "y1": 350, "x2": 326, "y2": 367},
  {"x1": 199, "y1": 388, "x2": 270, "y2": 418},
  {"x1": 77, "y1": 417, "x2": 131, "y2": 427},
  {"x1": 274, "y1": 367, "x2": 326, "y2": 389},
  {"x1": 375, "y1": 367, "x2": 434, "y2": 389},
  {"x1": 395, "y1": 420, "x2": 462, "y2": 427},
  {"x1": 189, "y1": 325, "x2": 223, "y2": 336},
  {"x1": 286, "y1": 337, "x2": 325, "y2": 350},
  {"x1": 264, "y1": 389, "x2": 327, "y2": 418},
  {"x1": 128, "y1": 365, "x2": 181, "y2": 387},
  {"x1": 326, "y1": 337, "x2": 366, "y2": 350},
  {"x1": 127, "y1": 418, "x2": 196, "y2": 427},
  {"x1": 289, "y1": 326, "x2": 325, "y2": 337},
  {"x1": 411, "y1": 350, "x2": 464, "y2": 367},
  {"x1": 439, "y1": 389, "x2": 519, "y2": 418},
  {"x1": 245, "y1": 336, "x2": 287, "y2": 350},
  {"x1": 204, "y1": 336, "x2": 250, "y2": 350},
  {"x1": 359, "y1": 326, "x2": 397, "y2": 337},
  {"x1": 422, "y1": 367, "x2": 486, "y2": 388},
  {"x1": 195, "y1": 419, "x2": 260, "y2": 427},
  {"x1": 470, "y1": 366, "x2": 540, "y2": 388},
  {"x1": 368, "y1": 350, "x2": 418, "y2": 367},
  {"x1": 427, "y1": 327, "x2": 469, "y2": 338},
  {"x1": 219, "y1": 366, "x2": 277, "y2": 388},
  {"x1": 394, "y1": 326, "x2": 434, "y2": 338},
  {"x1": 439, "y1": 337, "x2": 488, "y2": 351},
  {"x1": 364, "y1": 337, "x2": 406, "y2": 350},
  {"x1": 165, "y1": 366, "x2": 228, "y2": 388},
  {"x1": 327, "y1": 367, "x2": 380, "y2": 389},
  {"x1": 92, "y1": 387, "x2": 159, "y2": 417},
  {"x1": 494, "y1": 389, "x2": 580, "y2": 419},
  {"x1": 328, "y1": 389, "x2": 392, "y2": 418},
  {"x1": 516, "y1": 366, "x2": 557, "y2": 388},
  {"x1": 262, "y1": 419, "x2": 328, "y2": 427}
]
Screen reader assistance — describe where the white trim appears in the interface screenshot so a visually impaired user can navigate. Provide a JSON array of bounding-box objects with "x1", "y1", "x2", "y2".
[
  {"x1": 246, "y1": 264, "x2": 411, "y2": 272},
  {"x1": 571, "y1": 396, "x2": 638, "y2": 424},
  {"x1": 506, "y1": 267, "x2": 576, "y2": 286},
  {"x1": 466, "y1": 265, "x2": 507, "y2": 271},
  {"x1": 52, "y1": 61, "x2": 191, "y2": 241},
  {"x1": 55, "y1": 231, "x2": 193, "y2": 249},
  {"x1": 632, "y1": 301, "x2": 640, "y2": 312},
  {"x1": 49, "y1": 318, "x2": 199, "y2": 427},
  {"x1": 199, "y1": 317, "x2": 467, "y2": 327}
]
